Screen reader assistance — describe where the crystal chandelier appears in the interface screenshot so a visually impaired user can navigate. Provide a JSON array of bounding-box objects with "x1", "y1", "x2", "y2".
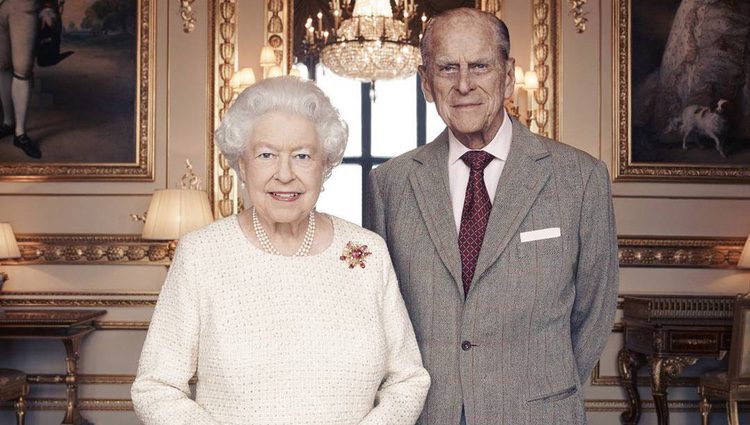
[{"x1": 303, "y1": 0, "x2": 425, "y2": 84}]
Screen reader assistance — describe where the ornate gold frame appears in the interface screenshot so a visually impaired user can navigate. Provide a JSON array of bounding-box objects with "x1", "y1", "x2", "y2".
[
  {"x1": 613, "y1": 0, "x2": 750, "y2": 183},
  {"x1": 0, "y1": 0, "x2": 155, "y2": 181}
]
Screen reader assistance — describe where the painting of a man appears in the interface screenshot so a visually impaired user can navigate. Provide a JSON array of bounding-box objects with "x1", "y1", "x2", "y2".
[{"x1": 0, "y1": 0, "x2": 137, "y2": 164}]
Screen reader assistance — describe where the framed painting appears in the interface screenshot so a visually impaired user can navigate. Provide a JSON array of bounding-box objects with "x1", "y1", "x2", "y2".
[
  {"x1": 0, "y1": 0, "x2": 154, "y2": 181},
  {"x1": 614, "y1": 0, "x2": 750, "y2": 183}
]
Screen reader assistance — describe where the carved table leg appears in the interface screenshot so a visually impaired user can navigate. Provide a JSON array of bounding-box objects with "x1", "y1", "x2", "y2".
[
  {"x1": 698, "y1": 387, "x2": 711, "y2": 425},
  {"x1": 650, "y1": 356, "x2": 698, "y2": 425},
  {"x1": 618, "y1": 348, "x2": 646, "y2": 425},
  {"x1": 61, "y1": 335, "x2": 93, "y2": 425}
]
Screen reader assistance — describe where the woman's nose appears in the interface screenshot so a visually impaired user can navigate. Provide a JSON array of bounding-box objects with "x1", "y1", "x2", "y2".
[{"x1": 274, "y1": 155, "x2": 294, "y2": 182}]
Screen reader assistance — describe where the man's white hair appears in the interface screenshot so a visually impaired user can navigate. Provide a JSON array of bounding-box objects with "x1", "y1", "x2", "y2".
[{"x1": 214, "y1": 76, "x2": 348, "y2": 180}]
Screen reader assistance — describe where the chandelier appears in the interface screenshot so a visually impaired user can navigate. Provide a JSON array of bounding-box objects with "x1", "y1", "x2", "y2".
[{"x1": 303, "y1": 0, "x2": 425, "y2": 84}]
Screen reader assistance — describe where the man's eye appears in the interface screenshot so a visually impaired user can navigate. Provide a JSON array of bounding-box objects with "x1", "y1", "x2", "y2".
[
  {"x1": 439, "y1": 65, "x2": 457, "y2": 72},
  {"x1": 472, "y1": 64, "x2": 487, "y2": 70}
]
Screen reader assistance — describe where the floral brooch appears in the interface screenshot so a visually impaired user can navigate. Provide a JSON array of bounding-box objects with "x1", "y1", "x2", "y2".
[{"x1": 340, "y1": 241, "x2": 372, "y2": 269}]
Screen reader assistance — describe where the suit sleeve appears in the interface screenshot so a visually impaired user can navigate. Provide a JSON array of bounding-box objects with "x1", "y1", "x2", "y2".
[
  {"x1": 364, "y1": 168, "x2": 387, "y2": 240},
  {"x1": 131, "y1": 239, "x2": 220, "y2": 425},
  {"x1": 359, "y1": 248, "x2": 430, "y2": 424},
  {"x1": 570, "y1": 160, "x2": 619, "y2": 384}
]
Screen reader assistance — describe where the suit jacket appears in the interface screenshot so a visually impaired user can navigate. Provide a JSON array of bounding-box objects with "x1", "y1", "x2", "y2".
[{"x1": 365, "y1": 120, "x2": 619, "y2": 425}]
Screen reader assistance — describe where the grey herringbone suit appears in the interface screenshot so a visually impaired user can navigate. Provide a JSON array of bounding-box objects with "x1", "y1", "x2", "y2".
[{"x1": 365, "y1": 120, "x2": 619, "y2": 425}]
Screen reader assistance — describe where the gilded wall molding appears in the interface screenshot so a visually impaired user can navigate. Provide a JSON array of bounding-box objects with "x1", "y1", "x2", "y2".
[
  {"x1": 568, "y1": 0, "x2": 587, "y2": 33},
  {"x1": 0, "y1": 299, "x2": 156, "y2": 307},
  {"x1": 0, "y1": 398, "x2": 133, "y2": 412},
  {"x1": 0, "y1": 234, "x2": 172, "y2": 266},
  {"x1": 209, "y1": 0, "x2": 239, "y2": 218},
  {"x1": 1, "y1": 235, "x2": 744, "y2": 268},
  {"x1": 530, "y1": 0, "x2": 559, "y2": 139},
  {"x1": 179, "y1": 0, "x2": 197, "y2": 33},
  {"x1": 618, "y1": 236, "x2": 746, "y2": 268}
]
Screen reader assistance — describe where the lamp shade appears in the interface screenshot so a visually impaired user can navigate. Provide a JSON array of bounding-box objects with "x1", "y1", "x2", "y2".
[
  {"x1": 142, "y1": 190, "x2": 214, "y2": 240},
  {"x1": 230, "y1": 67, "x2": 256, "y2": 90},
  {"x1": 267, "y1": 65, "x2": 283, "y2": 78},
  {"x1": 514, "y1": 66, "x2": 525, "y2": 87},
  {"x1": 0, "y1": 223, "x2": 20, "y2": 259},
  {"x1": 260, "y1": 46, "x2": 277, "y2": 67},
  {"x1": 739, "y1": 236, "x2": 750, "y2": 269},
  {"x1": 524, "y1": 71, "x2": 539, "y2": 90}
]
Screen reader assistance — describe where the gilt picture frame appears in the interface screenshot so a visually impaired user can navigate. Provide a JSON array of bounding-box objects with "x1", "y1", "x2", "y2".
[
  {"x1": 614, "y1": 0, "x2": 750, "y2": 183},
  {"x1": 0, "y1": 0, "x2": 154, "y2": 181}
]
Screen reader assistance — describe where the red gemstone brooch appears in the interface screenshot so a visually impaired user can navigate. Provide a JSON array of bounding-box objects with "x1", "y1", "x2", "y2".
[{"x1": 340, "y1": 241, "x2": 372, "y2": 269}]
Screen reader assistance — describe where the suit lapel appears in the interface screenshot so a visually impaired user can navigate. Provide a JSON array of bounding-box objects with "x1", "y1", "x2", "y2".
[
  {"x1": 472, "y1": 120, "x2": 551, "y2": 284},
  {"x1": 409, "y1": 131, "x2": 464, "y2": 294}
]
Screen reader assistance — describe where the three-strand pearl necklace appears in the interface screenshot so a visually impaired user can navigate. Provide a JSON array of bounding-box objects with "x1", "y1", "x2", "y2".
[{"x1": 251, "y1": 206, "x2": 315, "y2": 257}]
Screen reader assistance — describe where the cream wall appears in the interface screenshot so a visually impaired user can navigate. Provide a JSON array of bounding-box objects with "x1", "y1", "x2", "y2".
[{"x1": 1, "y1": 0, "x2": 749, "y2": 424}]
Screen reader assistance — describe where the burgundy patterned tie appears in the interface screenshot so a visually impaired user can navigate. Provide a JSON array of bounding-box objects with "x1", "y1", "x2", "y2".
[{"x1": 458, "y1": 150, "x2": 495, "y2": 297}]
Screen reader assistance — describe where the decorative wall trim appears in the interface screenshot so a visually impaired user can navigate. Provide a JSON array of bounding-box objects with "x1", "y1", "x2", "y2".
[
  {"x1": 27, "y1": 374, "x2": 135, "y2": 385},
  {"x1": 618, "y1": 236, "x2": 746, "y2": 268},
  {"x1": 209, "y1": 0, "x2": 239, "y2": 218},
  {"x1": 0, "y1": 299, "x2": 156, "y2": 307},
  {"x1": 1, "y1": 235, "x2": 744, "y2": 269},
  {"x1": 0, "y1": 398, "x2": 133, "y2": 412},
  {"x1": 5, "y1": 398, "x2": 736, "y2": 413},
  {"x1": 179, "y1": 0, "x2": 197, "y2": 33},
  {"x1": 530, "y1": 0, "x2": 559, "y2": 139},
  {"x1": 95, "y1": 321, "x2": 151, "y2": 330},
  {"x1": 0, "y1": 234, "x2": 173, "y2": 266},
  {"x1": 583, "y1": 399, "x2": 747, "y2": 413},
  {"x1": 568, "y1": 0, "x2": 588, "y2": 33}
]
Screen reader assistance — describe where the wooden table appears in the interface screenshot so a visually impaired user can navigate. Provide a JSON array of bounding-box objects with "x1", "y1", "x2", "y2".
[
  {"x1": 618, "y1": 295, "x2": 734, "y2": 425},
  {"x1": 0, "y1": 309, "x2": 107, "y2": 425}
]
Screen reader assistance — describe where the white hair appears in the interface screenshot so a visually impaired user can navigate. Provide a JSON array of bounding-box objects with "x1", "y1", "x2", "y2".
[{"x1": 214, "y1": 76, "x2": 348, "y2": 179}]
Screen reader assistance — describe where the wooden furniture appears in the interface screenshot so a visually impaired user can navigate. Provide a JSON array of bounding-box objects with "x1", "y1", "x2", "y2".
[
  {"x1": 618, "y1": 295, "x2": 735, "y2": 425},
  {"x1": 0, "y1": 368, "x2": 28, "y2": 424},
  {"x1": 0, "y1": 309, "x2": 107, "y2": 425},
  {"x1": 698, "y1": 295, "x2": 750, "y2": 425}
]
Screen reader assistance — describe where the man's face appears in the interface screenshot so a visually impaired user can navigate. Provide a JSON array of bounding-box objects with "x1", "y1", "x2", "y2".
[{"x1": 418, "y1": 17, "x2": 515, "y2": 146}]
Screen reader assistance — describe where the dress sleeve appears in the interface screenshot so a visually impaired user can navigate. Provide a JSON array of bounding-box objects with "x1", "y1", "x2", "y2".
[
  {"x1": 359, "y1": 248, "x2": 430, "y2": 425},
  {"x1": 131, "y1": 238, "x2": 220, "y2": 425}
]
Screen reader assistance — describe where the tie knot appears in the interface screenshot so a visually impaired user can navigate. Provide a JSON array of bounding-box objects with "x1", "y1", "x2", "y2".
[{"x1": 461, "y1": 150, "x2": 494, "y2": 171}]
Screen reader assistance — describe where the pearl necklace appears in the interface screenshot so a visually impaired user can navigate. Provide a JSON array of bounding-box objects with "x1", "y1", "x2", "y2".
[{"x1": 251, "y1": 206, "x2": 315, "y2": 257}]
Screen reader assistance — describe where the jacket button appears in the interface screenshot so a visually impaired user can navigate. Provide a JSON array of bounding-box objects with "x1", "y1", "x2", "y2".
[{"x1": 461, "y1": 341, "x2": 472, "y2": 351}]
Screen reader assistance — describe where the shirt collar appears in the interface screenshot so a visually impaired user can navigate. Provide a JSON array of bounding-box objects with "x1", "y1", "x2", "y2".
[{"x1": 448, "y1": 110, "x2": 513, "y2": 166}]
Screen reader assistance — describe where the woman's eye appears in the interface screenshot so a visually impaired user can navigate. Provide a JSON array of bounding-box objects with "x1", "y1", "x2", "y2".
[
  {"x1": 295, "y1": 153, "x2": 311, "y2": 160},
  {"x1": 258, "y1": 152, "x2": 274, "y2": 159}
]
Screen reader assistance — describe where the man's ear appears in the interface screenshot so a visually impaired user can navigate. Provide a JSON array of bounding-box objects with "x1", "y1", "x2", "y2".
[
  {"x1": 418, "y1": 65, "x2": 434, "y2": 103},
  {"x1": 503, "y1": 57, "x2": 516, "y2": 99}
]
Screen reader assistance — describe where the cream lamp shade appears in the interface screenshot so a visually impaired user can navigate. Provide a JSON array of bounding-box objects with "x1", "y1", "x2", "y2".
[
  {"x1": 260, "y1": 46, "x2": 278, "y2": 67},
  {"x1": 142, "y1": 189, "x2": 213, "y2": 240},
  {"x1": 230, "y1": 67, "x2": 256, "y2": 91},
  {"x1": 267, "y1": 65, "x2": 283, "y2": 78},
  {"x1": 739, "y1": 236, "x2": 750, "y2": 269},
  {"x1": 0, "y1": 223, "x2": 21, "y2": 259},
  {"x1": 514, "y1": 66, "x2": 525, "y2": 87},
  {"x1": 523, "y1": 70, "x2": 539, "y2": 90}
]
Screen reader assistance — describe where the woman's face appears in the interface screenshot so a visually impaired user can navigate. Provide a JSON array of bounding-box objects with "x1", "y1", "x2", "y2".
[{"x1": 238, "y1": 111, "x2": 325, "y2": 226}]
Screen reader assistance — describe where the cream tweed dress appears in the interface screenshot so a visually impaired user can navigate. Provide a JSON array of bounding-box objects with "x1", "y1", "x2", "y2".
[{"x1": 131, "y1": 215, "x2": 430, "y2": 424}]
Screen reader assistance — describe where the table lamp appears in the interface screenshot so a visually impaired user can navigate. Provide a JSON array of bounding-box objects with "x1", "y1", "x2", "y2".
[
  {"x1": 0, "y1": 223, "x2": 21, "y2": 290},
  {"x1": 140, "y1": 160, "x2": 214, "y2": 248}
]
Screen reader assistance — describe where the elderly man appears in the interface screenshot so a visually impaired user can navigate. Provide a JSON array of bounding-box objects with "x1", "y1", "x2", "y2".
[{"x1": 366, "y1": 7, "x2": 618, "y2": 425}]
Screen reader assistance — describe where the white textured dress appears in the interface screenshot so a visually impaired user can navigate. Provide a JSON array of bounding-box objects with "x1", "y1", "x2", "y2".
[{"x1": 131, "y1": 215, "x2": 430, "y2": 425}]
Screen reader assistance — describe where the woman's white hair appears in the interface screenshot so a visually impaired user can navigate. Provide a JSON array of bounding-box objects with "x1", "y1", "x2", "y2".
[{"x1": 215, "y1": 76, "x2": 348, "y2": 179}]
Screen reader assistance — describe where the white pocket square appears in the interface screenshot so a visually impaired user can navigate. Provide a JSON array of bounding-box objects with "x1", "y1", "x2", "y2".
[{"x1": 520, "y1": 227, "x2": 561, "y2": 243}]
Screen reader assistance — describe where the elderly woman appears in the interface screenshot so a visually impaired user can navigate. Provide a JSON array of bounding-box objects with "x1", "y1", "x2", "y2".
[{"x1": 131, "y1": 77, "x2": 430, "y2": 424}]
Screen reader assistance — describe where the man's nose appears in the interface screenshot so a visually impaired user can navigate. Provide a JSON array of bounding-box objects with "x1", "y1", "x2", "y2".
[{"x1": 457, "y1": 67, "x2": 474, "y2": 94}]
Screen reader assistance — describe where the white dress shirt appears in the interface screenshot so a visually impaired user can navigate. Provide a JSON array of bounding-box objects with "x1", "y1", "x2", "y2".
[{"x1": 448, "y1": 111, "x2": 513, "y2": 231}]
